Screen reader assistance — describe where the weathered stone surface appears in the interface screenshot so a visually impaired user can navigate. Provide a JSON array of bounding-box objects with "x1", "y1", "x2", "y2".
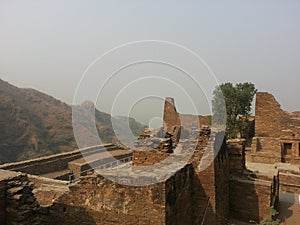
[
  {"x1": 279, "y1": 168, "x2": 300, "y2": 193},
  {"x1": 163, "y1": 97, "x2": 210, "y2": 133},
  {"x1": 0, "y1": 96, "x2": 286, "y2": 225},
  {"x1": 251, "y1": 92, "x2": 300, "y2": 164},
  {"x1": 229, "y1": 176, "x2": 275, "y2": 223},
  {"x1": 7, "y1": 186, "x2": 23, "y2": 194},
  {"x1": 132, "y1": 150, "x2": 170, "y2": 166},
  {"x1": 228, "y1": 139, "x2": 246, "y2": 173},
  {"x1": 0, "y1": 144, "x2": 115, "y2": 175},
  {"x1": 0, "y1": 170, "x2": 41, "y2": 225}
]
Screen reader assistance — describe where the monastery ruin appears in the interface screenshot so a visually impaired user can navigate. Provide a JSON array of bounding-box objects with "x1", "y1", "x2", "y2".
[{"x1": 0, "y1": 93, "x2": 299, "y2": 224}]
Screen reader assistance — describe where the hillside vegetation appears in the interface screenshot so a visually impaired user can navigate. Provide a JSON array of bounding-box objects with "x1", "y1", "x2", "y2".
[{"x1": 0, "y1": 79, "x2": 145, "y2": 164}]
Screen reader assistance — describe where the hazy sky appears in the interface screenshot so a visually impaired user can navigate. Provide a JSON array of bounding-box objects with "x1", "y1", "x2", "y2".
[{"x1": 1, "y1": 1, "x2": 300, "y2": 124}]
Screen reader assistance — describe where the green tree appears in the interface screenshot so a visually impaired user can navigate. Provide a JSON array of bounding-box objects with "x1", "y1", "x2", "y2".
[{"x1": 212, "y1": 82, "x2": 257, "y2": 138}]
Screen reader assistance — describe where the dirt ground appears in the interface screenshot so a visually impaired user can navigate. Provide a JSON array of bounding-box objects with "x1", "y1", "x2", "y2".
[{"x1": 279, "y1": 192, "x2": 300, "y2": 225}]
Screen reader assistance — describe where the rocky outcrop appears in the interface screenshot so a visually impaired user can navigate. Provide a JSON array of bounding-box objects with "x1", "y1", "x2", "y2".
[{"x1": 0, "y1": 170, "x2": 41, "y2": 225}]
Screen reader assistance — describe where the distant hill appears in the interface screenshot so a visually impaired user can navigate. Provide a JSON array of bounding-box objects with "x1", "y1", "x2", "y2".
[{"x1": 0, "y1": 79, "x2": 146, "y2": 164}]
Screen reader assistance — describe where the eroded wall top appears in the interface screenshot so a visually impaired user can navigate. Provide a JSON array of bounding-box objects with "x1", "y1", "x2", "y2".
[{"x1": 255, "y1": 92, "x2": 300, "y2": 138}]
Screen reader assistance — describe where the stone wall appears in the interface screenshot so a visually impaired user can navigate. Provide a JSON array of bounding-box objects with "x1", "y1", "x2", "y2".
[
  {"x1": 165, "y1": 164, "x2": 194, "y2": 225},
  {"x1": 163, "y1": 97, "x2": 210, "y2": 133},
  {"x1": 0, "y1": 144, "x2": 116, "y2": 175},
  {"x1": 68, "y1": 150, "x2": 132, "y2": 179},
  {"x1": 164, "y1": 98, "x2": 229, "y2": 225},
  {"x1": 251, "y1": 92, "x2": 300, "y2": 164},
  {"x1": 163, "y1": 97, "x2": 180, "y2": 133},
  {"x1": 40, "y1": 164, "x2": 200, "y2": 225},
  {"x1": 49, "y1": 174, "x2": 166, "y2": 225},
  {"x1": 255, "y1": 92, "x2": 300, "y2": 138},
  {"x1": 0, "y1": 169, "x2": 41, "y2": 225},
  {"x1": 0, "y1": 151, "x2": 81, "y2": 175},
  {"x1": 251, "y1": 137, "x2": 281, "y2": 152},
  {"x1": 227, "y1": 139, "x2": 246, "y2": 173},
  {"x1": 180, "y1": 114, "x2": 210, "y2": 132},
  {"x1": 214, "y1": 145, "x2": 230, "y2": 224},
  {"x1": 189, "y1": 131, "x2": 229, "y2": 225},
  {"x1": 132, "y1": 150, "x2": 170, "y2": 166},
  {"x1": 229, "y1": 177, "x2": 274, "y2": 223},
  {"x1": 250, "y1": 138, "x2": 300, "y2": 164},
  {"x1": 279, "y1": 169, "x2": 300, "y2": 193},
  {"x1": 255, "y1": 92, "x2": 291, "y2": 137},
  {"x1": 228, "y1": 138, "x2": 279, "y2": 223}
]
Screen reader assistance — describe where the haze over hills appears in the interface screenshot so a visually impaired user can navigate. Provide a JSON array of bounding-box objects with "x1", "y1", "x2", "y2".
[{"x1": 0, "y1": 79, "x2": 146, "y2": 164}]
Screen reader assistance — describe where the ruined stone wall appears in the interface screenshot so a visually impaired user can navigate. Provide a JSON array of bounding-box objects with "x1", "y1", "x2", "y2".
[
  {"x1": 250, "y1": 137, "x2": 300, "y2": 164},
  {"x1": 46, "y1": 174, "x2": 166, "y2": 225},
  {"x1": 68, "y1": 151, "x2": 132, "y2": 179},
  {"x1": 214, "y1": 146, "x2": 230, "y2": 224},
  {"x1": 180, "y1": 114, "x2": 210, "y2": 132},
  {"x1": 254, "y1": 92, "x2": 300, "y2": 139},
  {"x1": 163, "y1": 97, "x2": 210, "y2": 133},
  {"x1": 0, "y1": 169, "x2": 42, "y2": 225},
  {"x1": 255, "y1": 92, "x2": 296, "y2": 137},
  {"x1": 227, "y1": 139, "x2": 246, "y2": 173},
  {"x1": 248, "y1": 153, "x2": 281, "y2": 164},
  {"x1": 132, "y1": 150, "x2": 170, "y2": 166},
  {"x1": 0, "y1": 151, "x2": 81, "y2": 175},
  {"x1": 255, "y1": 92, "x2": 300, "y2": 138},
  {"x1": 0, "y1": 144, "x2": 115, "y2": 175},
  {"x1": 165, "y1": 164, "x2": 194, "y2": 225},
  {"x1": 44, "y1": 165, "x2": 198, "y2": 225},
  {"x1": 250, "y1": 137, "x2": 282, "y2": 163},
  {"x1": 28, "y1": 174, "x2": 69, "y2": 189},
  {"x1": 189, "y1": 131, "x2": 229, "y2": 225},
  {"x1": 163, "y1": 97, "x2": 180, "y2": 133},
  {"x1": 279, "y1": 169, "x2": 300, "y2": 193},
  {"x1": 188, "y1": 134, "x2": 216, "y2": 225},
  {"x1": 251, "y1": 137, "x2": 281, "y2": 152},
  {"x1": 229, "y1": 178, "x2": 273, "y2": 223},
  {"x1": 252, "y1": 92, "x2": 300, "y2": 163},
  {"x1": 228, "y1": 138, "x2": 279, "y2": 223}
]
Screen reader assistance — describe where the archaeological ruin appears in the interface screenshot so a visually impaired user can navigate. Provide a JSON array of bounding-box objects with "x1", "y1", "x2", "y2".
[
  {"x1": 248, "y1": 92, "x2": 300, "y2": 195},
  {"x1": 0, "y1": 95, "x2": 299, "y2": 225},
  {"x1": 250, "y1": 92, "x2": 300, "y2": 164}
]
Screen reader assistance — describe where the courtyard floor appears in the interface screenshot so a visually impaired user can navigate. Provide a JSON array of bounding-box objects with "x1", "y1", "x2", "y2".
[{"x1": 279, "y1": 192, "x2": 300, "y2": 225}]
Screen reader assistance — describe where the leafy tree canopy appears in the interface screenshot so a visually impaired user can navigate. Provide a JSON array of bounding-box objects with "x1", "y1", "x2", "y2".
[{"x1": 212, "y1": 82, "x2": 257, "y2": 138}]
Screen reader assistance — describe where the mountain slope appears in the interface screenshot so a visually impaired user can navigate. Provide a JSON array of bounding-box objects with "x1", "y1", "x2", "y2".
[{"x1": 0, "y1": 79, "x2": 145, "y2": 164}]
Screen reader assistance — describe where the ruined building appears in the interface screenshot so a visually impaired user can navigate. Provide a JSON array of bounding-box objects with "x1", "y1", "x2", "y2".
[
  {"x1": 250, "y1": 92, "x2": 300, "y2": 164},
  {"x1": 248, "y1": 92, "x2": 300, "y2": 195},
  {"x1": 0, "y1": 97, "x2": 279, "y2": 225}
]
